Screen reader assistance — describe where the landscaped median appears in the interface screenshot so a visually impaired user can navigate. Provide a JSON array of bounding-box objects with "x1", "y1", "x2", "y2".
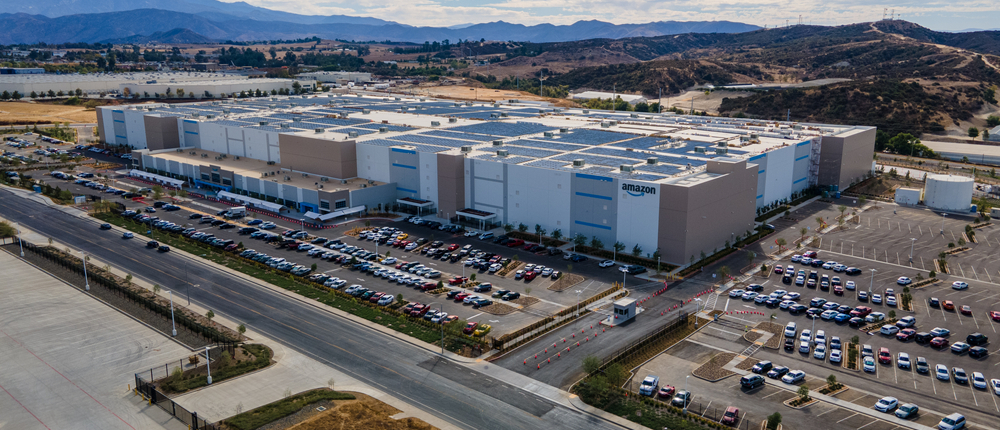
[
  {"x1": 159, "y1": 344, "x2": 273, "y2": 394},
  {"x1": 223, "y1": 388, "x2": 436, "y2": 430},
  {"x1": 94, "y1": 211, "x2": 488, "y2": 357}
]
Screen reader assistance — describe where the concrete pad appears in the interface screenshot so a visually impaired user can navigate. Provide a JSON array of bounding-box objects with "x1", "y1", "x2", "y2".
[{"x1": 0, "y1": 250, "x2": 189, "y2": 430}]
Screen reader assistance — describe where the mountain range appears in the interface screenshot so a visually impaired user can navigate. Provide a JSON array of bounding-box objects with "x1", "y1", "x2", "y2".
[{"x1": 0, "y1": 3, "x2": 760, "y2": 45}]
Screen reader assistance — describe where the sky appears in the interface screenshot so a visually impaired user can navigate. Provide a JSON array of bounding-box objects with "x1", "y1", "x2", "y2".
[{"x1": 221, "y1": 0, "x2": 1000, "y2": 31}]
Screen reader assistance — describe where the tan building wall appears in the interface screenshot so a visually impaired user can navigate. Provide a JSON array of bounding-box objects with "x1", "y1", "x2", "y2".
[
  {"x1": 144, "y1": 115, "x2": 180, "y2": 151},
  {"x1": 657, "y1": 158, "x2": 758, "y2": 265},
  {"x1": 436, "y1": 153, "x2": 465, "y2": 218},
  {"x1": 95, "y1": 108, "x2": 106, "y2": 144},
  {"x1": 818, "y1": 127, "x2": 875, "y2": 190},
  {"x1": 319, "y1": 189, "x2": 351, "y2": 211},
  {"x1": 277, "y1": 134, "x2": 357, "y2": 179},
  {"x1": 198, "y1": 165, "x2": 234, "y2": 186}
]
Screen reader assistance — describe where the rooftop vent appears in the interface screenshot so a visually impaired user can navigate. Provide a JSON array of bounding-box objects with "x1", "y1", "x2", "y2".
[
  {"x1": 647, "y1": 157, "x2": 658, "y2": 165},
  {"x1": 600, "y1": 122, "x2": 611, "y2": 128},
  {"x1": 449, "y1": 118, "x2": 457, "y2": 123},
  {"x1": 543, "y1": 132, "x2": 554, "y2": 138},
  {"x1": 630, "y1": 113, "x2": 638, "y2": 118},
  {"x1": 394, "y1": 97, "x2": 401, "y2": 101},
  {"x1": 572, "y1": 159, "x2": 585, "y2": 167},
  {"x1": 176, "y1": 148, "x2": 183, "y2": 153},
  {"x1": 694, "y1": 147, "x2": 706, "y2": 153},
  {"x1": 201, "y1": 153, "x2": 208, "y2": 158},
  {"x1": 205, "y1": 114, "x2": 215, "y2": 119},
  {"x1": 454, "y1": 103, "x2": 462, "y2": 107},
  {"x1": 348, "y1": 131, "x2": 359, "y2": 138},
  {"x1": 362, "y1": 109, "x2": 370, "y2": 114},
  {"x1": 259, "y1": 121, "x2": 268, "y2": 126},
  {"x1": 496, "y1": 150, "x2": 509, "y2": 157},
  {"x1": 715, "y1": 148, "x2": 728, "y2": 154},
  {"x1": 279, "y1": 123, "x2": 290, "y2": 129},
  {"x1": 234, "y1": 156, "x2": 240, "y2": 160},
  {"x1": 582, "y1": 109, "x2": 590, "y2": 114},
  {"x1": 620, "y1": 165, "x2": 634, "y2": 172},
  {"x1": 189, "y1": 151, "x2": 196, "y2": 155},
  {"x1": 492, "y1": 140, "x2": 503, "y2": 146},
  {"x1": 315, "y1": 128, "x2": 325, "y2": 133},
  {"x1": 430, "y1": 121, "x2": 440, "y2": 127},
  {"x1": 500, "y1": 112, "x2": 508, "y2": 117},
  {"x1": 379, "y1": 127, "x2": 388, "y2": 133},
  {"x1": 559, "y1": 128, "x2": 568, "y2": 133},
  {"x1": 320, "y1": 177, "x2": 329, "y2": 182},
  {"x1": 460, "y1": 146, "x2": 472, "y2": 153}
]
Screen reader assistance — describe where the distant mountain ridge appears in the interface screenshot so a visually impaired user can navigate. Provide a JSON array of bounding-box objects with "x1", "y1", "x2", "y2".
[
  {"x1": 110, "y1": 28, "x2": 216, "y2": 44},
  {"x1": 0, "y1": 8, "x2": 760, "y2": 44}
]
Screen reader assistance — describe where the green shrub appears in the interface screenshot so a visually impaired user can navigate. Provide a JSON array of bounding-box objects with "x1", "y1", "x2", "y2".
[{"x1": 225, "y1": 389, "x2": 355, "y2": 430}]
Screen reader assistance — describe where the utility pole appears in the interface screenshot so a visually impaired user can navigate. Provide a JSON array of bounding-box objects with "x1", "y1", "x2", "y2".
[
  {"x1": 612, "y1": 83, "x2": 616, "y2": 112},
  {"x1": 658, "y1": 87, "x2": 662, "y2": 113}
]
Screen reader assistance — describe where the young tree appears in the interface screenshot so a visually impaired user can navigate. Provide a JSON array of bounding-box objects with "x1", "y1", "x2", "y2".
[
  {"x1": 797, "y1": 385, "x2": 810, "y2": 401},
  {"x1": 573, "y1": 233, "x2": 587, "y2": 251},
  {"x1": 767, "y1": 413, "x2": 782, "y2": 430},
  {"x1": 534, "y1": 224, "x2": 546, "y2": 242},
  {"x1": 206, "y1": 310, "x2": 215, "y2": 321},
  {"x1": 826, "y1": 374, "x2": 838, "y2": 387},
  {"x1": 776, "y1": 238, "x2": 787, "y2": 250},
  {"x1": 800, "y1": 227, "x2": 808, "y2": 243},
  {"x1": 716, "y1": 266, "x2": 731, "y2": 280},
  {"x1": 589, "y1": 236, "x2": 604, "y2": 250},
  {"x1": 238, "y1": 324, "x2": 247, "y2": 336},
  {"x1": 631, "y1": 243, "x2": 642, "y2": 257},
  {"x1": 152, "y1": 185, "x2": 164, "y2": 199},
  {"x1": 517, "y1": 223, "x2": 528, "y2": 233},
  {"x1": 613, "y1": 241, "x2": 625, "y2": 255},
  {"x1": 503, "y1": 223, "x2": 514, "y2": 233},
  {"x1": 969, "y1": 127, "x2": 980, "y2": 140},
  {"x1": 551, "y1": 229, "x2": 562, "y2": 240},
  {"x1": 582, "y1": 355, "x2": 601, "y2": 374}
]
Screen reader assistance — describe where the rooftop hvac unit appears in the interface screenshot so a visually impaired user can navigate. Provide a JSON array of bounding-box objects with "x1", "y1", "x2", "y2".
[
  {"x1": 189, "y1": 151, "x2": 196, "y2": 155},
  {"x1": 201, "y1": 153, "x2": 209, "y2": 158},
  {"x1": 573, "y1": 159, "x2": 585, "y2": 167},
  {"x1": 292, "y1": 117, "x2": 301, "y2": 122},
  {"x1": 718, "y1": 141, "x2": 727, "y2": 147},
  {"x1": 694, "y1": 147, "x2": 706, "y2": 153},
  {"x1": 368, "y1": 180, "x2": 374, "y2": 185},
  {"x1": 206, "y1": 114, "x2": 215, "y2": 119},
  {"x1": 582, "y1": 110, "x2": 590, "y2": 114},
  {"x1": 382, "y1": 120, "x2": 389, "y2": 124},
  {"x1": 284, "y1": 176, "x2": 291, "y2": 181},
  {"x1": 191, "y1": 113, "x2": 199, "y2": 118},
  {"x1": 630, "y1": 113, "x2": 638, "y2": 118},
  {"x1": 362, "y1": 109, "x2": 370, "y2": 114},
  {"x1": 620, "y1": 165, "x2": 634, "y2": 172},
  {"x1": 235, "y1": 156, "x2": 240, "y2": 160},
  {"x1": 430, "y1": 121, "x2": 440, "y2": 127},
  {"x1": 261, "y1": 172, "x2": 268, "y2": 177},
  {"x1": 268, "y1": 104, "x2": 276, "y2": 109},
  {"x1": 420, "y1": 98, "x2": 426, "y2": 102},
  {"x1": 490, "y1": 113, "x2": 499, "y2": 118},
  {"x1": 544, "y1": 132, "x2": 554, "y2": 137},
  {"x1": 259, "y1": 121, "x2": 268, "y2": 126},
  {"x1": 360, "y1": 184, "x2": 367, "y2": 188},
  {"x1": 267, "y1": 161, "x2": 276, "y2": 165},
  {"x1": 647, "y1": 157, "x2": 658, "y2": 165},
  {"x1": 465, "y1": 101, "x2": 473, "y2": 106},
  {"x1": 315, "y1": 128, "x2": 325, "y2": 133},
  {"x1": 394, "y1": 97, "x2": 401, "y2": 101},
  {"x1": 560, "y1": 128, "x2": 568, "y2": 133},
  {"x1": 348, "y1": 131, "x2": 359, "y2": 138},
  {"x1": 318, "y1": 184, "x2": 323, "y2": 189},
  {"x1": 460, "y1": 146, "x2": 472, "y2": 153},
  {"x1": 449, "y1": 118, "x2": 458, "y2": 123},
  {"x1": 320, "y1": 177, "x2": 328, "y2": 182},
  {"x1": 379, "y1": 127, "x2": 388, "y2": 133},
  {"x1": 715, "y1": 148, "x2": 728, "y2": 154},
  {"x1": 500, "y1": 112, "x2": 508, "y2": 117},
  {"x1": 538, "y1": 109, "x2": 545, "y2": 114},
  {"x1": 492, "y1": 140, "x2": 503, "y2": 146},
  {"x1": 600, "y1": 122, "x2": 611, "y2": 128},
  {"x1": 341, "y1": 179, "x2": 348, "y2": 184},
  {"x1": 215, "y1": 156, "x2": 222, "y2": 160},
  {"x1": 553, "y1": 108, "x2": 562, "y2": 113},
  {"x1": 222, "y1": 109, "x2": 230, "y2": 114},
  {"x1": 280, "y1": 124, "x2": 290, "y2": 129},
  {"x1": 609, "y1": 120, "x2": 618, "y2": 126},
  {"x1": 302, "y1": 173, "x2": 309, "y2": 177},
  {"x1": 496, "y1": 150, "x2": 509, "y2": 157},
  {"x1": 750, "y1": 133, "x2": 759, "y2": 139},
  {"x1": 454, "y1": 103, "x2": 462, "y2": 107},
  {"x1": 686, "y1": 163, "x2": 692, "y2": 169},
  {"x1": 176, "y1": 148, "x2": 183, "y2": 152}
]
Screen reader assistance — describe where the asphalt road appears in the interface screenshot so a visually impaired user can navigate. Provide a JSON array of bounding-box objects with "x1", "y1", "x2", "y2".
[{"x1": 0, "y1": 189, "x2": 624, "y2": 430}]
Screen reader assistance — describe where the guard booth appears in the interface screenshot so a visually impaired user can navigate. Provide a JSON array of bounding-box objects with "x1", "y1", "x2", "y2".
[{"x1": 605, "y1": 298, "x2": 637, "y2": 326}]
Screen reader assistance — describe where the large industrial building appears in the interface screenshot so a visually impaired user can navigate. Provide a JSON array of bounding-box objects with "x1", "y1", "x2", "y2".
[
  {"x1": 118, "y1": 78, "x2": 298, "y2": 99},
  {"x1": 98, "y1": 94, "x2": 875, "y2": 264},
  {"x1": 0, "y1": 71, "x2": 254, "y2": 97}
]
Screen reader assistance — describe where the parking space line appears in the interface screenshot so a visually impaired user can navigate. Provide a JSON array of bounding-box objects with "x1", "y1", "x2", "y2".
[
  {"x1": 958, "y1": 263, "x2": 966, "y2": 277},
  {"x1": 992, "y1": 388, "x2": 1000, "y2": 412},
  {"x1": 762, "y1": 391, "x2": 784, "y2": 399},
  {"x1": 971, "y1": 265, "x2": 979, "y2": 280},
  {"x1": 930, "y1": 371, "x2": 937, "y2": 395},
  {"x1": 989, "y1": 314, "x2": 998, "y2": 334},
  {"x1": 951, "y1": 379, "x2": 958, "y2": 400},
  {"x1": 701, "y1": 400, "x2": 712, "y2": 417},
  {"x1": 969, "y1": 381, "x2": 979, "y2": 407},
  {"x1": 816, "y1": 408, "x2": 837, "y2": 417},
  {"x1": 856, "y1": 420, "x2": 878, "y2": 430},
  {"x1": 837, "y1": 413, "x2": 859, "y2": 423},
  {"x1": 972, "y1": 314, "x2": 981, "y2": 329},
  {"x1": 893, "y1": 362, "x2": 898, "y2": 384}
]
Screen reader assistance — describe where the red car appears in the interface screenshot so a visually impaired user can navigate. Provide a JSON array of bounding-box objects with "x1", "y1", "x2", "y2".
[
  {"x1": 506, "y1": 239, "x2": 524, "y2": 247},
  {"x1": 849, "y1": 306, "x2": 872, "y2": 317},
  {"x1": 524, "y1": 270, "x2": 538, "y2": 281},
  {"x1": 401, "y1": 302, "x2": 419, "y2": 314},
  {"x1": 878, "y1": 347, "x2": 891, "y2": 364},
  {"x1": 421, "y1": 282, "x2": 437, "y2": 291},
  {"x1": 463, "y1": 321, "x2": 479, "y2": 334},
  {"x1": 523, "y1": 242, "x2": 536, "y2": 250},
  {"x1": 449, "y1": 276, "x2": 469, "y2": 285},
  {"x1": 930, "y1": 337, "x2": 949, "y2": 348},
  {"x1": 369, "y1": 292, "x2": 385, "y2": 303},
  {"x1": 896, "y1": 328, "x2": 916, "y2": 341},
  {"x1": 774, "y1": 266, "x2": 783, "y2": 274},
  {"x1": 657, "y1": 385, "x2": 676, "y2": 398},
  {"x1": 287, "y1": 241, "x2": 302, "y2": 250},
  {"x1": 803, "y1": 251, "x2": 818, "y2": 258},
  {"x1": 447, "y1": 243, "x2": 459, "y2": 251},
  {"x1": 943, "y1": 300, "x2": 955, "y2": 310},
  {"x1": 225, "y1": 243, "x2": 239, "y2": 251},
  {"x1": 960, "y1": 305, "x2": 972, "y2": 316},
  {"x1": 441, "y1": 315, "x2": 458, "y2": 324},
  {"x1": 721, "y1": 406, "x2": 740, "y2": 426},
  {"x1": 990, "y1": 311, "x2": 1000, "y2": 322},
  {"x1": 396, "y1": 262, "x2": 408, "y2": 269},
  {"x1": 410, "y1": 304, "x2": 429, "y2": 317},
  {"x1": 455, "y1": 292, "x2": 470, "y2": 302},
  {"x1": 833, "y1": 285, "x2": 843, "y2": 295}
]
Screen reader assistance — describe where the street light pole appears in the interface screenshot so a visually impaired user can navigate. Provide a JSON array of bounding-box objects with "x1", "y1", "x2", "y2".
[
  {"x1": 82, "y1": 251, "x2": 90, "y2": 291},
  {"x1": 683, "y1": 375, "x2": 690, "y2": 414},
  {"x1": 909, "y1": 238, "x2": 916, "y2": 263},
  {"x1": 575, "y1": 289, "x2": 582, "y2": 317},
  {"x1": 869, "y1": 268, "x2": 876, "y2": 296},
  {"x1": 205, "y1": 346, "x2": 212, "y2": 385},
  {"x1": 168, "y1": 291, "x2": 177, "y2": 337},
  {"x1": 14, "y1": 222, "x2": 24, "y2": 257},
  {"x1": 941, "y1": 213, "x2": 947, "y2": 234}
]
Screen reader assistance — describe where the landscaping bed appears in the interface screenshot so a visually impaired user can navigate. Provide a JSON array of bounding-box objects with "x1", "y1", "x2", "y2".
[
  {"x1": 510, "y1": 296, "x2": 540, "y2": 307},
  {"x1": 479, "y1": 303, "x2": 517, "y2": 315},
  {"x1": 691, "y1": 352, "x2": 737, "y2": 381},
  {"x1": 222, "y1": 388, "x2": 359, "y2": 430},
  {"x1": 753, "y1": 322, "x2": 785, "y2": 349},
  {"x1": 159, "y1": 344, "x2": 273, "y2": 394},
  {"x1": 735, "y1": 357, "x2": 757, "y2": 371},
  {"x1": 910, "y1": 278, "x2": 941, "y2": 289},
  {"x1": 548, "y1": 272, "x2": 584, "y2": 291}
]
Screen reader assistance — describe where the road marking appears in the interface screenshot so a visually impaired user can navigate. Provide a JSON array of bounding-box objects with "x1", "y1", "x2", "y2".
[
  {"x1": 958, "y1": 263, "x2": 966, "y2": 278},
  {"x1": 919, "y1": 225, "x2": 922, "y2": 235},
  {"x1": 837, "y1": 413, "x2": 859, "y2": 423},
  {"x1": 707, "y1": 326, "x2": 744, "y2": 337},
  {"x1": 951, "y1": 379, "x2": 958, "y2": 400},
  {"x1": 762, "y1": 391, "x2": 784, "y2": 399},
  {"x1": 972, "y1": 314, "x2": 981, "y2": 329},
  {"x1": 856, "y1": 420, "x2": 878, "y2": 430},
  {"x1": 971, "y1": 265, "x2": 979, "y2": 281},
  {"x1": 908, "y1": 223, "x2": 911, "y2": 233},
  {"x1": 989, "y1": 314, "x2": 998, "y2": 334},
  {"x1": 724, "y1": 298, "x2": 731, "y2": 312},
  {"x1": 992, "y1": 387, "x2": 1000, "y2": 412},
  {"x1": 468, "y1": 312, "x2": 483, "y2": 320},
  {"x1": 930, "y1": 372, "x2": 938, "y2": 395},
  {"x1": 701, "y1": 400, "x2": 712, "y2": 417},
  {"x1": 816, "y1": 408, "x2": 837, "y2": 417},
  {"x1": 893, "y1": 362, "x2": 898, "y2": 384},
  {"x1": 970, "y1": 381, "x2": 979, "y2": 407}
]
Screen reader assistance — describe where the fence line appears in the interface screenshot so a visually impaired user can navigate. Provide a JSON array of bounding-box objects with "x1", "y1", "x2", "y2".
[
  {"x1": 600, "y1": 312, "x2": 689, "y2": 369},
  {"x1": 135, "y1": 372, "x2": 219, "y2": 430}
]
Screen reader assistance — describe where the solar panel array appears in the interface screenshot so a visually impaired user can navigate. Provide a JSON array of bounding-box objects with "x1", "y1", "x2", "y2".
[
  {"x1": 552, "y1": 153, "x2": 638, "y2": 167},
  {"x1": 583, "y1": 147, "x2": 650, "y2": 161},
  {"x1": 525, "y1": 159, "x2": 571, "y2": 169},
  {"x1": 471, "y1": 154, "x2": 534, "y2": 164},
  {"x1": 510, "y1": 139, "x2": 586, "y2": 152},
  {"x1": 388, "y1": 134, "x2": 476, "y2": 148},
  {"x1": 613, "y1": 136, "x2": 667, "y2": 149},
  {"x1": 448, "y1": 121, "x2": 556, "y2": 137},
  {"x1": 498, "y1": 145, "x2": 562, "y2": 158},
  {"x1": 634, "y1": 164, "x2": 684, "y2": 176},
  {"x1": 545, "y1": 129, "x2": 632, "y2": 145},
  {"x1": 354, "y1": 123, "x2": 414, "y2": 132},
  {"x1": 422, "y1": 130, "x2": 497, "y2": 142},
  {"x1": 307, "y1": 117, "x2": 370, "y2": 126}
]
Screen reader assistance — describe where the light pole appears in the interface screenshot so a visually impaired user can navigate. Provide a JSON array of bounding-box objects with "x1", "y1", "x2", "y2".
[
  {"x1": 168, "y1": 290, "x2": 177, "y2": 337},
  {"x1": 575, "y1": 289, "x2": 582, "y2": 317},
  {"x1": 205, "y1": 346, "x2": 212, "y2": 385},
  {"x1": 940, "y1": 213, "x2": 947, "y2": 234},
  {"x1": 909, "y1": 238, "x2": 916, "y2": 263},
  {"x1": 683, "y1": 375, "x2": 690, "y2": 414},
  {"x1": 14, "y1": 222, "x2": 23, "y2": 257},
  {"x1": 189, "y1": 283, "x2": 198, "y2": 306},
  {"x1": 429, "y1": 302, "x2": 444, "y2": 355},
  {"x1": 869, "y1": 268, "x2": 876, "y2": 296},
  {"x1": 81, "y1": 251, "x2": 90, "y2": 291}
]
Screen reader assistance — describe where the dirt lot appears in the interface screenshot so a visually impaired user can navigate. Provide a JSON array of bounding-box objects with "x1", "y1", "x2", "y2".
[
  {"x1": 0, "y1": 101, "x2": 97, "y2": 124},
  {"x1": 286, "y1": 392, "x2": 435, "y2": 430},
  {"x1": 403, "y1": 83, "x2": 579, "y2": 107}
]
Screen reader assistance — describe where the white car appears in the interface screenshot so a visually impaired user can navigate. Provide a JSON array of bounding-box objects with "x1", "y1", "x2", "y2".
[
  {"x1": 865, "y1": 312, "x2": 886, "y2": 323},
  {"x1": 830, "y1": 349, "x2": 842, "y2": 363},
  {"x1": 799, "y1": 329, "x2": 812, "y2": 343},
  {"x1": 952, "y1": 281, "x2": 969, "y2": 290},
  {"x1": 382, "y1": 257, "x2": 397, "y2": 265},
  {"x1": 991, "y1": 379, "x2": 1000, "y2": 395},
  {"x1": 784, "y1": 322, "x2": 797, "y2": 337},
  {"x1": 973, "y1": 372, "x2": 988, "y2": 389},
  {"x1": 874, "y1": 396, "x2": 898, "y2": 413},
  {"x1": 863, "y1": 356, "x2": 876, "y2": 373},
  {"x1": 781, "y1": 370, "x2": 805, "y2": 384},
  {"x1": 488, "y1": 263, "x2": 502, "y2": 272},
  {"x1": 771, "y1": 289, "x2": 787, "y2": 298},
  {"x1": 599, "y1": 260, "x2": 615, "y2": 268},
  {"x1": 463, "y1": 294, "x2": 481, "y2": 304},
  {"x1": 464, "y1": 230, "x2": 479, "y2": 237},
  {"x1": 871, "y1": 294, "x2": 882, "y2": 304},
  {"x1": 896, "y1": 316, "x2": 916, "y2": 328},
  {"x1": 780, "y1": 300, "x2": 795, "y2": 309},
  {"x1": 897, "y1": 352, "x2": 910, "y2": 369},
  {"x1": 799, "y1": 341, "x2": 810, "y2": 353},
  {"x1": 886, "y1": 295, "x2": 897, "y2": 307},
  {"x1": 729, "y1": 289, "x2": 746, "y2": 298},
  {"x1": 845, "y1": 280, "x2": 856, "y2": 290},
  {"x1": 742, "y1": 291, "x2": 759, "y2": 300},
  {"x1": 813, "y1": 344, "x2": 827, "y2": 359},
  {"x1": 897, "y1": 276, "x2": 912, "y2": 285},
  {"x1": 880, "y1": 325, "x2": 900, "y2": 335},
  {"x1": 814, "y1": 330, "x2": 826, "y2": 345},
  {"x1": 782, "y1": 292, "x2": 801, "y2": 301},
  {"x1": 936, "y1": 364, "x2": 949, "y2": 380}
]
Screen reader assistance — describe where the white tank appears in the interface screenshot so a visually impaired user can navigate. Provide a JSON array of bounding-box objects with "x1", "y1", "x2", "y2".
[{"x1": 924, "y1": 174, "x2": 973, "y2": 212}]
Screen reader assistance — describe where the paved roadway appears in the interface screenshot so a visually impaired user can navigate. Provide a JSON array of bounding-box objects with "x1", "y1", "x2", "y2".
[{"x1": 0, "y1": 189, "x2": 623, "y2": 430}]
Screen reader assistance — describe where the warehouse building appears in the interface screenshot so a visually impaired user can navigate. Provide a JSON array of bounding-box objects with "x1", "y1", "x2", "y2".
[
  {"x1": 99, "y1": 94, "x2": 874, "y2": 264},
  {"x1": 118, "y1": 78, "x2": 298, "y2": 99},
  {"x1": 297, "y1": 71, "x2": 372, "y2": 85},
  {"x1": 0, "y1": 71, "x2": 251, "y2": 97}
]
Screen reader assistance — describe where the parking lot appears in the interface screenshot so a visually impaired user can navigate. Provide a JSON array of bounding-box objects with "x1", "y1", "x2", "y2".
[{"x1": 26, "y1": 165, "x2": 634, "y2": 337}]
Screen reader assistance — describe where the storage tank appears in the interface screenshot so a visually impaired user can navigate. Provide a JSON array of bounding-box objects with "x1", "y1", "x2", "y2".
[
  {"x1": 923, "y1": 174, "x2": 973, "y2": 212},
  {"x1": 894, "y1": 187, "x2": 921, "y2": 206}
]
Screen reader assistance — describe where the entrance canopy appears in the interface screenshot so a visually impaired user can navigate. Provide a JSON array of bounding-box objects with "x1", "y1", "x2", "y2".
[
  {"x1": 456, "y1": 208, "x2": 497, "y2": 231},
  {"x1": 397, "y1": 197, "x2": 434, "y2": 216},
  {"x1": 319, "y1": 205, "x2": 366, "y2": 221},
  {"x1": 216, "y1": 190, "x2": 284, "y2": 212},
  {"x1": 129, "y1": 169, "x2": 183, "y2": 188}
]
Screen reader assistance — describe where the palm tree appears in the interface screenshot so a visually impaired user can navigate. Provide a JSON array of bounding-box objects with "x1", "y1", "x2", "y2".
[
  {"x1": 716, "y1": 265, "x2": 731, "y2": 280},
  {"x1": 815, "y1": 216, "x2": 825, "y2": 230},
  {"x1": 799, "y1": 227, "x2": 808, "y2": 244},
  {"x1": 776, "y1": 238, "x2": 787, "y2": 250}
]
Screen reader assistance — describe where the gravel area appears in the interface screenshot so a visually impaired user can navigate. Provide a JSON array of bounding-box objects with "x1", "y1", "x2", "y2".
[
  {"x1": 753, "y1": 321, "x2": 784, "y2": 349},
  {"x1": 691, "y1": 352, "x2": 737, "y2": 381},
  {"x1": 480, "y1": 303, "x2": 517, "y2": 315},
  {"x1": 743, "y1": 331, "x2": 762, "y2": 344},
  {"x1": 735, "y1": 357, "x2": 758, "y2": 371},
  {"x1": 510, "y1": 296, "x2": 540, "y2": 307},
  {"x1": 549, "y1": 273, "x2": 585, "y2": 291}
]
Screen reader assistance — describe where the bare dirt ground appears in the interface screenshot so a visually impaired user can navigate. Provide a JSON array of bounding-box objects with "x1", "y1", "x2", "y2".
[
  {"x1": 285, "y1": 392, "x2": 436, "y2": 430},
  {"x1": 0, "y1": 101, "x2": 97, "y2": 124},
  {"x1": 654, "y1": 89, "x2": 750, "y2": 114},
  {"x1": 399, "y1": 82, "x2": 580, "y2": 107}
]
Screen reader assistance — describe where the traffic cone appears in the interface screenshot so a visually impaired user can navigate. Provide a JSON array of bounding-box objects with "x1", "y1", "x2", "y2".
[
  {"x1": 548, "y1": 358, "x2": 551, "y2": 363},
  {"x1": 576, "y1": 342, "x2": 580, "y2": 347},
  {"x1": 534, "y1": 354, "x2": 537, "y2": 359},
  {"x1": 524, "y1": 359, "x2": 527, "y2": 365},
  {"x1": 537, "y1": 364, "x2": 541, "y2": 369}
]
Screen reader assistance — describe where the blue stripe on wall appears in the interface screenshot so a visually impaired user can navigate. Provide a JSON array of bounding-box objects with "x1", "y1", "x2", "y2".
[
  {"x1": 795, "y1": 155, "x2": 809, "y2": 161},
  {"x1": 113, "y1": 120, "x2": 124, "y2": 123},
  {"x1": 575, "y1": 192, "x2": 612, "y2": 201},
  {"x1": 574, "y1": 220, "x2": 612, "y2": 230},
  {"x1": 758, "y1": 169, "x2": 765, "y2": 174},
  {"x1": 392, "y1": 163, "x2": 416, "y2": 169},
  {"x1": 575, "y1": 173, "x2": 612, "y2": 182},
  {"x1": 796, "y1": 141, "x2": 811, "y2": 146},
  {"x1": 115, "y1": 135, "x2": 127, "y2": 139},
  {"x1": 748, "y1": 154, "x2": 765, "y2": 161},
  {"x1": 184, "y1": 131, "x2": 198, "y2": 135},
  {"x1": 183, "y1": 120, "x2": 197, "y2": 124},
  {"x1": 793, "y1": 177, "x2": 807, "y2": 184},
  {"x1": 112, "y1": 110, "x2": 123, "y2": 114},
  {"x1": 756, "y1": 194, "x2": 764, "y2": 199},
  {"x1": 397, "y1": 187, "x2": 417, "y2": 193},
  {"x1": 391, "y1": 148, "x2": 416, "y2": 154}
]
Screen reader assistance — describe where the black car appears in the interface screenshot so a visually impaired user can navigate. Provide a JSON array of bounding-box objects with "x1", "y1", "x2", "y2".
[
  {"x1": 163, "y1": 205, "x2": 181, "y2": 211},
  {"x1": 746, "y1": 284, "x2": 764, "y2": 292},
  {"x1": 810, "y1": 259, "x2": 825, "y2": 267},
  {"x1": 216, "y1": 209, "x2": 228, "y2": 216},
  {"x1": 969, "y1": 346, "x2": 989, "y2": 359},
  {"x1": 967, "y1": 333, "x2": 988, "y2": 346},
  {"x1": 99, "y1": 223, "x2": 113, "y2": 230},
  {"x1": 146, "y1": 240, "x2": 159, "y2": 248},
  {"x1": 211, "y1": 219, "x2": 226, "y2": 226},
  {"x1": 845, "y1": 267, "x2": 862, "y2": 275},
  {"x1": 219, "y1": 223, "x2": 236, "y2": 229},
  {"x1": 928, "y1": 297, "x2": 940, "y2": 308},
  {"x1": 784, "y1": 339, "x2": 795, "y2": 351},
  {"x1": 188, "y1": 213, "x2": 203, "y2": 219},
  {"x1": 849, "y1": 317, "x2": 865, "y2": 327},
  {"x1": 751, "y1": 361, "x2": 773, "y2": 374},
  {"x1": 915, "y1": 357, "x2": 929, "y2": 373},
  {"x1": 158, "y1": 245, "x2": 170, "y2": 252},
  {"x1": 623, "y1": 265, "x2": 647, "y2": 275},
  {"x1": 153, "y1": 201, "x2": 167, "y2": 208},
  {"x1": 915, "y1": 332, "x2": 933, "y2": 344}
]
